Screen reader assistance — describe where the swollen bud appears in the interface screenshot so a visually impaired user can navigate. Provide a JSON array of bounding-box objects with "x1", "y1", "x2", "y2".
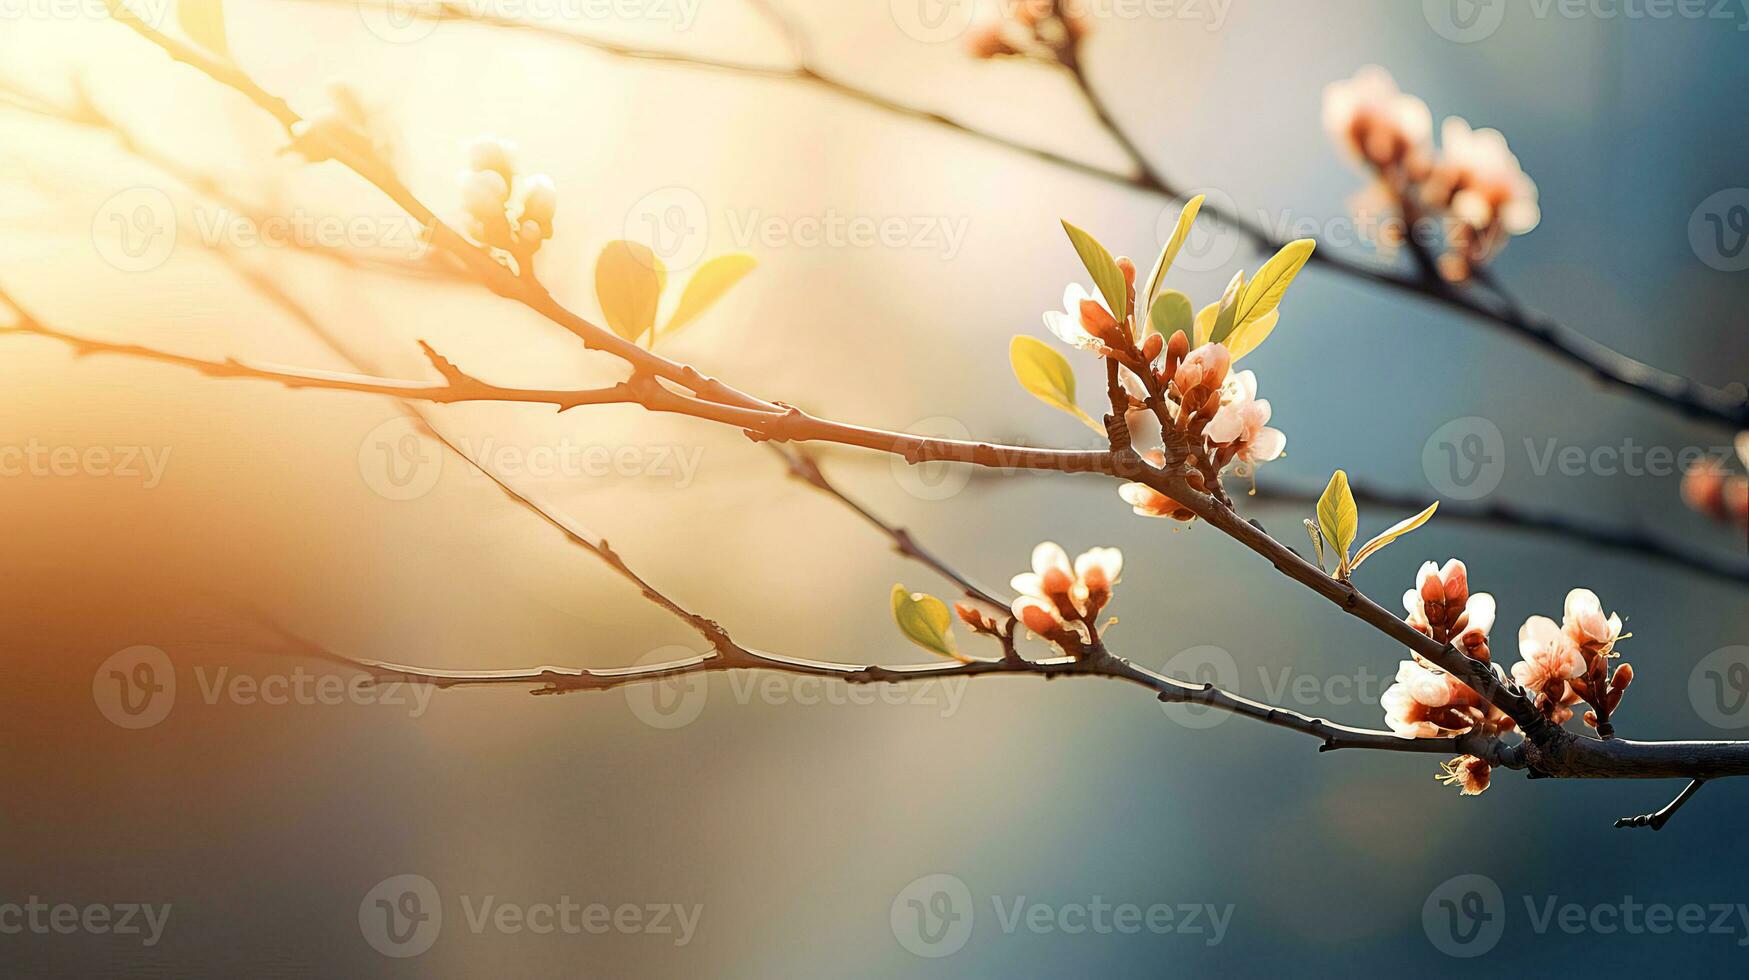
[{"x1": 1141, "y1": 331, "x2": 1164, "y2": 364}]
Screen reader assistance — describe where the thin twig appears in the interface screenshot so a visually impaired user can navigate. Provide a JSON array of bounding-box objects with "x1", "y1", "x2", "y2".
[{"x1": 1615, "y1": 779, "x2": 1707, "y2": 830}]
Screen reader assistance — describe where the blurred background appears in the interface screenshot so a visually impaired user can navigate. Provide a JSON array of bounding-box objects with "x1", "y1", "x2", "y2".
[{"x1": 2, "y1": 0, "x2": 1747, "y2": 975}]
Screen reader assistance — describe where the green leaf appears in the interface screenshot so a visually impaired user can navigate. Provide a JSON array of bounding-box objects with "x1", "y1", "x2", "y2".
[
  {"x1": 1317, "y1": 470, "x2": 1359, "y2": 578},
  {"x1": 1141, "y1": 194, "x2": 1204, "y2": 306},
  {"x1": 1208, "y1": 270, "x2": 1245, "y2": 346},
  {"x1": 1225, "y1": 309, "x2": 1279, "y2": 363},
  {"x1": 1146, "y1": 290, "x2": 1193, "y2": 339},
  {"x1": 661, "y1": 253, "x2": 756, "y2": 339},
  {"x1": 1009, "y1": 335, "x2": 1105, "y2": 435},
  {"x1": 178, "y1": 0, "x2": 228, "y2": 56},
  {"x1": 595, "y1": 241, "x2": 667, "y2": 345},
  {"x1": 1350, "y1": 501, "x2": 1440, "y2": 571},
  {"x1": 891, "y1": 585, "x2": 961, "y2": 660},
  {"x1": 1060, "y1": 220, "x2": 1127, "y2": 324},
  {"x1": 1234, "y1": 238, "x2": 1313, "y2": 329}
]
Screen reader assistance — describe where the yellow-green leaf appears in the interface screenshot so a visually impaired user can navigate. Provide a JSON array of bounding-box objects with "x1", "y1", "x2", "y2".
[
  {"x1": 1193, "y1": 300, "x2": 1219, "y2": 347},
  {"x1": 1010, "y1": 336, "x2": 1104, "y2": 435},
  {"x1": 1060, "y1": 220, "x2": 1127, "y2": 323},
  {"x1": 1351, "y1": 501, "x2": 1439, "y2": 571},
  {"x1": 661, "y1": 253, "x2": 756, "y2": 339},
  {"x1": 596, "y1": 241, "x2": 667, "y2": 344},
  {"x1": 1147, "y1": 290, "x2": 1192, "y2": 339},
  {"x1": 1208, "y1": 270, "x2": 1245, "y2": 346},
  {"x1": 1317, "y1": 470, "x2": 1359, "y2": 576},
  {"x1": 178, "y1": 0, "x2": 228, "y2": 56},
  {"x1": 1225, "y1": 308, "x2": 1279, "y2": 363},
  {"x1": 891, "y1": 584, "x2": 961, "y2": 660},
  {"x1": 1234, "y1": 238, "x2": 1313, "y2": 329},
  {"x1": 1142, "y1": 194, "x2": 1204, "y2": 306}
]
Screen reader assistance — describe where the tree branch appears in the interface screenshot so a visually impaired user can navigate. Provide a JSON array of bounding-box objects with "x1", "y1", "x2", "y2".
[
  {"x1": 66, "y1": 9, "x2": 1749, "y2": 808},
  {"x1": 318, "y1": 0, "x2": 1749, "y2": 429}
]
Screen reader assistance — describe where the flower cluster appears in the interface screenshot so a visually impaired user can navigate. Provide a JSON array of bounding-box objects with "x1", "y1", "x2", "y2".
[
  {"x1": 965, "y1": 0, "x2": 1089, "y2": 62},
  {"x1": 1323, "y1": 66, "x2": 1539, "y2": 282},
  {"x1": 1513, "y1": 588, "x2": 1632, "y2": 734},
  {"x1": 1680, "y1": 433, "x2": 1749, "y2": 529},
  {"x1": 1029, "y1": 218, "x2": 1300, "y2": 524},
  {"x1": 1004, "y1": 542, "x2": 1122, "y2": 645},
  {"x1": 1384, "y1": 560, "x2": 1637, "y2": 795},
  {"x1": 459, "y1": 138, "x2": 556, "y2": 272},
  {"x1": 1111, "y1": 331, "x2": 1287, "y2": 521}
]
